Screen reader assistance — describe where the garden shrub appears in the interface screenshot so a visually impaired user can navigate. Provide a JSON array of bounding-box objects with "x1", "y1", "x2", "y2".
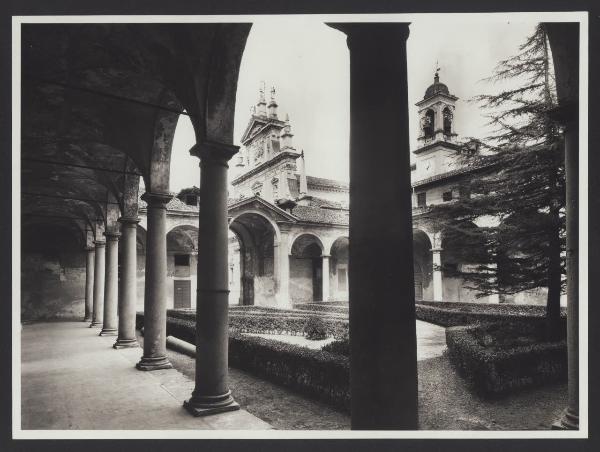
[
  {"x1": 445, "y1": 321, "x2": 567, "y2": 396},
  {"x1": 322, "y1": 338, "x2": 350, "y2": 357},
  {"x1": 415, "y1": 302, "x2": 567, "y2": 329},
  {"x1": 229, "y1": 332, "x2": 350, "y2": 411},
  {"x1": 303, "y1": 315, "x2": 328, "y2": 340}
]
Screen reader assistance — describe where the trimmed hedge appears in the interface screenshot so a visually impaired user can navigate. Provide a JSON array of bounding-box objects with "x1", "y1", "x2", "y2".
[
  {"x1": 229, "y1": 333, "x2": 350, "y2": 411},
  {"x1": 293, "y1": 302, "x2": 349, "y2": 314},
  {"x1": 446, "y1": 322, "x2": 567, "y2": 396},
  {"x1": 136, "y1": 312, "x2": 350, "y2": 411},
  {"x1": 165, "y1": 308, "x2": 349, "y2": 339},
  {"x1": 415, "y1": 302, "x2": 567, "y2": 328}
]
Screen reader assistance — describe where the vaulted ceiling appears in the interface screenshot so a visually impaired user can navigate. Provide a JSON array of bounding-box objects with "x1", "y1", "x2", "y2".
[{"x1": 21, "y1": 23, "x2": 251, "y2": 248}]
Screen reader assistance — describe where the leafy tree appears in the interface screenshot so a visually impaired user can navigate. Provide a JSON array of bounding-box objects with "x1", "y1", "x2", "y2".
[{"x1": 423, "y1": 24, "x2": 565, "y2": 339}]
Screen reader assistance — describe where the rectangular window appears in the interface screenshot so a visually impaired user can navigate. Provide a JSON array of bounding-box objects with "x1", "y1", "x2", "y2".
[
  {"x1": 174, "y1": 254, "x2": 190, "y2": 267},
  {"x1": 443, "y1": 191, "x2": 453, "y2": 202},
  {"x1": 417, "y1": 192, "x2": 427, "y2": 207}
]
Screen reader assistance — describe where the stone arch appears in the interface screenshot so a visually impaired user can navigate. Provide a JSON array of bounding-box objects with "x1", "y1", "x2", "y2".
[
  {"x1": 166, "y1": 225, "x2": 199, "y2": 309},
  {"x1": 290, "y1": 233, "x2": 325, "y2": 303},
  {"x1": 330, "y1": 236, "x2": 349, "y2": 301},
  {"x1": 228, "y1": 212, "x2": 280, "y2": 306},
  {"x1": 423, "y1": 108, "x2": 435, "y2": 138},
  {"x1": 413, "y1": 229, "x2": 433, "y2": 301},
  {"x1": 443, "y1": 106, "x2": 453, "y2": 135},
  {"x1": 289, "y1": 233, "x2": 325, "y2": 256},
  {"x1": 230, "y1": 209, "x2": 281, "y2": 243}
]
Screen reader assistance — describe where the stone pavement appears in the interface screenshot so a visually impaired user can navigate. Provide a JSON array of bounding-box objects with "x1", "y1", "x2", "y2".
[{"x1": 20, "y1": 321, "x2": 272, "y2": 430}]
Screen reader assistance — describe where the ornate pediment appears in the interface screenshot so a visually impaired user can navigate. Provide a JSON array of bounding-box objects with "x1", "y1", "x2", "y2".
[
  {"x1": 240, "y1": 117, "x2": 268, "y2": 144},
  {"x1": 228, "y1": 196, "x2": 297, "y2": 223}
]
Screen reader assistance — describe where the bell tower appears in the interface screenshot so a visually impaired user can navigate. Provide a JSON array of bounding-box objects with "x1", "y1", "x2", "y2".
[{"x1": 413, "y1": 69, "x2": 461, "y2": 180}]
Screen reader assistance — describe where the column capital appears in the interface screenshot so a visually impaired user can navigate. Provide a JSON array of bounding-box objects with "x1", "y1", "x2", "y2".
[
  {"x1": 118, "y1": 216, "x2": 141, "y2": 225},
  {"x1": 104, "y1": 231, "x2": 121, "y2": 241},
  {"x1": 190, "y1": 140, "x2": 239, "y2": 166},
  {"x1": 141, "y1": 192, "x2": 173, "y2": 207},
  {"x1": 431, "y1": 247, "x2": 443, "y2": 253},
  {"x1": 93, "y1": 240, "x2": 106, "y2": 247},
  {"x1": 322, "y1": 254, "x2": 331, "y2": 259},
  {"x1": 85, "y1": 246, "x2": 95, "y2": 252},
  {"x1": 328, "y1": 22, "x2": 410, "y2": 47}
]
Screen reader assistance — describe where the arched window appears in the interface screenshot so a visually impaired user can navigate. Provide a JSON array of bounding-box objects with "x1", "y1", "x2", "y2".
[
  {"x1": 421, "y1": 109, "x2": 435, "y2": 138},
  {"x1": 443, "y1": 107, "x2": 453, "y2": 135}
]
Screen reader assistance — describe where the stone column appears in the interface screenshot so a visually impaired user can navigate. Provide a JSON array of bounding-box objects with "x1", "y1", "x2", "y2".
[
  {"x1": 114, "y1": 217, "x2": 140, "y2": 348},
  {"x1": 83, "y1": 246, "x2": 95, "y2": 322},
  {"x1": 99, "y1": 232, "x2": 120, "y2": 336},
  {"x1": 322, "y1": 255, "x2": 331, "y2": 302},
  {"x1": 431, "y1": 248, "x2": 443, "y2": 301},
  {"x1": 274, "y1": 230, "x2": 291, "y2": 308},
  {"x1": 545, "y1": 22, "x2": 579, "y2": 430},
  {"x1": 90, "y1": 240, "x2": 106, "y2": 328},
  {"x1": 136, "y1": 192, "x2": 173, "y2": 371},
  {"x1": 184, "y1": 141, "x2": 240, "y2": 416},
  {"x1": 559, "y1": 117, "x2": 579, "y2": 430},
  {"x1": 330, "y1": 22, "x2": 418, "y2": 430}
]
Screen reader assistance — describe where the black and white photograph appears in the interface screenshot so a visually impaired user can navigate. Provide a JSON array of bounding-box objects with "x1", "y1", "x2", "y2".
[{"x1": 6, "y1": 2, "x2": 594, "y2": 446}]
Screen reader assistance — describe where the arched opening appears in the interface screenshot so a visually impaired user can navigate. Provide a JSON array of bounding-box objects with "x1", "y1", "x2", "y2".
[
  {"x1": 422, "y1": 109, "x2": 435, "y2": 138},
  {"x1": 443, "y1": 107, "x2": 453, "y2": 135},
  {"x1": 229, "y1": 212, "x2": 279, "y2": 306},
  {"x1": 330, "y1": 236, "x2": 349, "y2": 301},
  {"x1": 166, "y1": 225, "x2": 198, "y2": 309},
  {"x1": 290, "y1": 234, "x2": 324, "y2": 303},
  {"x1": 412, "y1": 229, "x2": 433, "y2": 301}
]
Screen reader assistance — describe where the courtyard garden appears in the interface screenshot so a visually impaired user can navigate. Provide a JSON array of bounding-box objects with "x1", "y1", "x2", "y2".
[{"x1": 136, "y1": 300, "x2": 567, "y2": 416}]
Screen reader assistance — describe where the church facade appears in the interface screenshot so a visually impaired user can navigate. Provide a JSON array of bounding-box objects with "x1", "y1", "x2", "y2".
[{"x1": 222, "y1": 78, "x2": 549, "y2": 308}]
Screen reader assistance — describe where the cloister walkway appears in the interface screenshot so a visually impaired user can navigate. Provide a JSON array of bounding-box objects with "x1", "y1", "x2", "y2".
[
  {"x1": 20, "y1": 322, "x2": 271, "y2": 431},
  {"x1": 20, "y1": 320, "x2": 568, "y2": 431}
]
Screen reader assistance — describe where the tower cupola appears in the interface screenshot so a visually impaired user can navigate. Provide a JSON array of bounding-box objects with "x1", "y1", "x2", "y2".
[{"x1": 415, "y1": 68, "x2": 459, "y2": 147}]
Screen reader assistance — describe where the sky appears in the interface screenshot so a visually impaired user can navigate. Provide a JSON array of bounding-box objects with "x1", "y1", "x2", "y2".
[{"x1": 167, "y1": 16, "x2": 538, "y2": 193}]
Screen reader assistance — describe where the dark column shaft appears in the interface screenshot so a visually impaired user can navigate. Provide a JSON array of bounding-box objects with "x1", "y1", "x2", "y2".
[
  {"x1": 84, "y1": 247, "x2": 95, "y2": 322},
  {"x1": 114, "y1": 217, "x2": 140, "y2": 348},
  {"x1": 333, "y1": 22, "x2": 418, "y2": 430},
  {"x1": 545, "y1": 22, "x2": 579, "y2": 431},
  {"x1": 564, "y1": 121, "x2": 579, "y2": 428},
  {"x1": 136, "y1": 192, "x2": 173, "y2": 371},
  {"x1": 90, "y1": 241, "x2": 105, "y2": 328},
  {"x1": 184, "y1": 141, "x2": 240, "y2": 416}
]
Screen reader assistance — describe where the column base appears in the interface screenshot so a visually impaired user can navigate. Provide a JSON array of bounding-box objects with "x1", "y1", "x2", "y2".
[
  {"x1": 135, "y1": 355, "x2": 172, "y2": 371},
  {"x1": 551, "y1": 407, "x2": 579, "y2": 430},
  {"x1": 183, "y1": 391, "x2": 240, "y2": 417},
  {"x1": 83, "y1": 317, "x2": 92, "y2": 322},
  {"x1": 90, "y1": 321, "x2": 102, "y2": 328},
  {"x1": 113, "y1": 338, "x2": 140, "y2": 349},
  {"x1": 99, "y1": 328, "x2": 118, "y2": 336}
]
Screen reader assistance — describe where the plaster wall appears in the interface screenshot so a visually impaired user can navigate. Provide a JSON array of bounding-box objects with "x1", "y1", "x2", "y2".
[
  {"x1": 21, "y1": 251, "x2": 86, "y2": 320},
  {"x1": 412, "y1": 183, "x2": 456, "y2": 208},
  {"x1": 290, "y1": 257, "x2": 313, "y2": 303}
]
